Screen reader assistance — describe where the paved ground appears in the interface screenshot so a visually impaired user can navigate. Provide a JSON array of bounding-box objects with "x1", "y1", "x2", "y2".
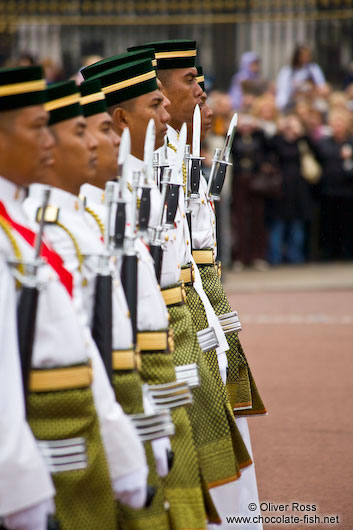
[{"x1": 225, "y1": 264, "x2": 353, "y2": 530}]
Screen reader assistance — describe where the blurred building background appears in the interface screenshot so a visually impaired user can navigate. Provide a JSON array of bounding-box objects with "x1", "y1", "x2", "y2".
[
  {"x1": 1, "y1": 0, "x2": 353, "y2": 270},
  {"x1": 0, "y1": 0, "x2": 352, "y2": 86}
]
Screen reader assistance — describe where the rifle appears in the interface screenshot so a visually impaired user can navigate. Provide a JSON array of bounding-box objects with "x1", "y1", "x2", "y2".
[
  {"x1": 17, "y1": 188, "x2": 50, "y2": 410},
  {"x1": 91, "y1": 182, "x2": 114, "y2": 383},
  {"x1": 207, "y1": 112, "x2": 238, "y2": 201},
  {"x1": 14, "y1": 188, "x2": 62, "y2": 529},
  {"x1": 120, "y1": 170, "x2": 140, "y2": 346},
  {"x1": 149, "y1": 166, "x2": 172, "y2": 283}
]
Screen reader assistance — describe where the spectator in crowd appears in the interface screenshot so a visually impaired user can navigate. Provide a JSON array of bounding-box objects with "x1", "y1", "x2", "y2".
[
  {"x1": 276, "y1": 44, "x2": 328, "y2": 111},
  {"x1": 208, "y1": 90, "x2": 233, "y2": 136},
  {"x1": 252, "y1": 93, "x2": 278, "y2": 138},
  {"x1": 230, "y1": 114, "x2": 271, "y2": 270},
  {"x1": 229, "y1": 51, "x2": 264, "y2": 110},
  {"x1": 315, "y1": 109, "x2": 353, "y2": 260},
  {"x1": 266, "y1": 114, "x2": 313, "y2": 265}
]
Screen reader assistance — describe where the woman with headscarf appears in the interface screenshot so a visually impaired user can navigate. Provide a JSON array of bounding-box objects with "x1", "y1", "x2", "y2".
[{"x1": 229, "y1": 51, "x2": 261, "y2": 110}]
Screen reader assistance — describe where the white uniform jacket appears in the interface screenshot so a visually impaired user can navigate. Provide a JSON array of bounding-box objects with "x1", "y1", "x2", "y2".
[
  {"x1": 0, "y1": 177, "x2": 56, "y2": 517},
  {"x1": 23, "y1": 184, "x2": 147, "y2": 484}
]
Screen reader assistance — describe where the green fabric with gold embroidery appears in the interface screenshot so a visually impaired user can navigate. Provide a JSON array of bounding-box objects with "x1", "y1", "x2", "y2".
[
  {"x1": 183, "y1": 285, "x2": 252, "y2": 472},
  {"x1": 167, "y1": 302, "x2": 244, "y2": 490},
  {"x1": 27, "y1": 387, "x2": 117, "y2": 530},
  {"x1": 139, "y1": 351, "x2": 207, "y2": 530},
  {"x1": 112, "y1": 370, "x2": 169, "y2": 530},
  {"x1": 198, "y1": 265, "x2": 266, "y2": 415}
]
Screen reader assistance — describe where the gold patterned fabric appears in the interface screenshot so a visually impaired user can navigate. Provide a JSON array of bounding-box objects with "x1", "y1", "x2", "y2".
[
  {"x1": 183, "y1": 285, "x2": 252, "y2": 473},
  {"x1": 139, "y1": 350, "x2": 207, "y2": 530},
  {"x1": 167, "y1": 301, "x2": 247, "y2": 491},
  {"x1": 112, "y1": 371, "x2": 169, "y2": 530},
  {"x1": 198, "y1": 265, "x2": 266, "y2": 416},
  {"x1": 27, "y1": 387, "x2": 117, "y2": 530}
]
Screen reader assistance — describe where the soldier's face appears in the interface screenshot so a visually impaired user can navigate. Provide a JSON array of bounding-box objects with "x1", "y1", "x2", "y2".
[
  {"x1": 86, "y1": 112, "x2": 120, "y2": 189},
  {"x1": 159, "y1": 67, "x2": 202, "y2": 130},
  {"x1": 123, "y1": 89, "x2": 169, "y2": 158},
  {"x1": 50, "y1": 116, "x2": 98, "y2": 195},
  {"x1": 0, "y1": 105, "x2": 54, "y2": 186},
  {"x1": 200, "y1": 91, "x2": 213, "y2": 142}
]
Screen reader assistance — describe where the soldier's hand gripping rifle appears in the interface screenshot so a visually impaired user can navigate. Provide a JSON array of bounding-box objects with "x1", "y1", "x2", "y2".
[
  {"x1": 90, "y1": 182, "x2": 115, "y2": 383},
  {"x1": 207, "y1": 112, "x2": 238, "y2": 200}
]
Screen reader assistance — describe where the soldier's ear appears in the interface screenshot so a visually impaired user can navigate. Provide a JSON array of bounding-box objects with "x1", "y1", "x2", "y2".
[{"x1": 111, "y1": 107, "x2": 128, "y2": 137}]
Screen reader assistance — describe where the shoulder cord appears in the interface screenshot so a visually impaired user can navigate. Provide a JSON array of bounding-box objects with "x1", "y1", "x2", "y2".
[
  {"x1": 85, "y1": 206, "x2": 105, "y2": 238},
  {"x1": 54, "y1": 221, "x2": 85, "y2": 286},
  {"x1": 0, "y1": 215, "x2": 24, "y2": 288}
]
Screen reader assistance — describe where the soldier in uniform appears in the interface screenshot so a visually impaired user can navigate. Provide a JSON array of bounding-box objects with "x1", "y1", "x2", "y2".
[
  {"x1": 127, "y1": 39, "x2": 261, "y2": 525},
  {"x1": 0, "y1": 64, "x2": 56, "y2": 530},
  {"x1": 194, "y1": 66, "x2": 264, "y2": 530},
  {"x1": 81, "y1": 58, "x2": 209, "y2": 530},
  {"x1": 0, "y1": 68, "x2": 149, "y2": 530},
  {"x1": 83, "y1": 48, "x2": 254, "y2": 524}
]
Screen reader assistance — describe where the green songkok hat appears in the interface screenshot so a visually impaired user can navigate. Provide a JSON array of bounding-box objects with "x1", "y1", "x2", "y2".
[
  {"x1": 196, "y1": 66, "x2": 205, "y2": 92},
  {"x1": 128, "y1": 40, "x2": 197, "y2": 70},
  {"x1": 80, "y1": 79, "x2": 107, "y2": 117},
  {"x1": 45, "y1": 80, "x2": 82, "y2": 126},
  {"x1": 0, "y1": 65, "x2": 46, "y2": 111},
  {"x1": 81, "y1": 49, "x2": 157, "y2": 81},
  {"x1": 85, "y1": 58, "x2": 158, "y2": 107}
]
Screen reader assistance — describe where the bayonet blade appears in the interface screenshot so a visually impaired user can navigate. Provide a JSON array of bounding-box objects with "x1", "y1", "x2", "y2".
[
  {"x1": 192, "y1": 104, "x2": 201, "y2": 158},
  {"x1": 223, "y1": 112, "x2": 238, "y2": 162},
  {"x1": 171, "y1": 123, "x2": 187, "y2": 184},
  {"x1": 120, "y1": 128, "x2": 131, "y2": 196},
  {"x1": 118, "y1": 127, "x2": 130, "y2": 169},
  {"x1": 143, "y1": 119, "x2": 156, "y2": 183}
]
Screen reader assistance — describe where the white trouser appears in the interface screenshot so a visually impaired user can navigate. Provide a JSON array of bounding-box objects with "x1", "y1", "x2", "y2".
[{"x1": 208, "y1": 418, "x2": 263, "y2": 530}]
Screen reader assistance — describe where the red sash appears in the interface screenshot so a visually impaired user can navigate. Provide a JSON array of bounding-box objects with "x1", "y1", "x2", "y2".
[{"x1": 0, "y1": 201, "x2": 73, "y2": 297}]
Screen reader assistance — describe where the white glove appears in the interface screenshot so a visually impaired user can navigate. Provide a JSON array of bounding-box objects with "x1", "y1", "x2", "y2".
[
  {"x1": 217, "y1": 351, "x2": 228, "y2": 385},
  {"x1": 113, "y1": 466, "x2": 149, "y2": 509},
  {"x1": 3, "y1": 498, "x2": 55, "y2": 530},
  {"x1": 151, "y1": 436, "x2": 172, "y2": 478}
]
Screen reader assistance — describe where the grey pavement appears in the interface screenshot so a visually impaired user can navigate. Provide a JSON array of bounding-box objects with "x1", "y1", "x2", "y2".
[{"x1": 222, "y1": 262, "x2": 353, "y2": 294}]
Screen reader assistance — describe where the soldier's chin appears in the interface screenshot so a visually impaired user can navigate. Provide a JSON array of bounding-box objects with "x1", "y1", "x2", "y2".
[{"x1": 155, "y1": 135, "x2": 165, "y2": 150}]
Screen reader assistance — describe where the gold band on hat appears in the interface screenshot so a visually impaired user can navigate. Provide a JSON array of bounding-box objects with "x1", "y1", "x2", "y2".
[
  {"x1": 152, "y1": 59, "x2": 157, "y2": 67},
  {"x1": 80, "y1": 91, "x2": 105, "y2": 106},
  {"x1": 155, "y1": 49, "x2": 196, "y2": 59},
  {"x1": 0, "y1": 79, "x2": 46, "y2": 97},
  {"x1": 103, "y1": 69, "x2": 156, "y2": 95},
  {"x1": 29, "y1": 364, "x2": 92, "y2": 393},
  {"x1": 196, "y1": 75, "x2": 205, "y2": 84},
  {"x1": 45, "y1": 93, "x2": 80, "y2": 112}
]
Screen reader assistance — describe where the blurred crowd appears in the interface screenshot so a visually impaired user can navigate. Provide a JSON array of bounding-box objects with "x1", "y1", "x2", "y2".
[
  {"x1": 5, "y1": 45, "x2": 353, "y2": 269},
  {"x1": 205, "y1": 45, "x2": 353, "y2": 269}
]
